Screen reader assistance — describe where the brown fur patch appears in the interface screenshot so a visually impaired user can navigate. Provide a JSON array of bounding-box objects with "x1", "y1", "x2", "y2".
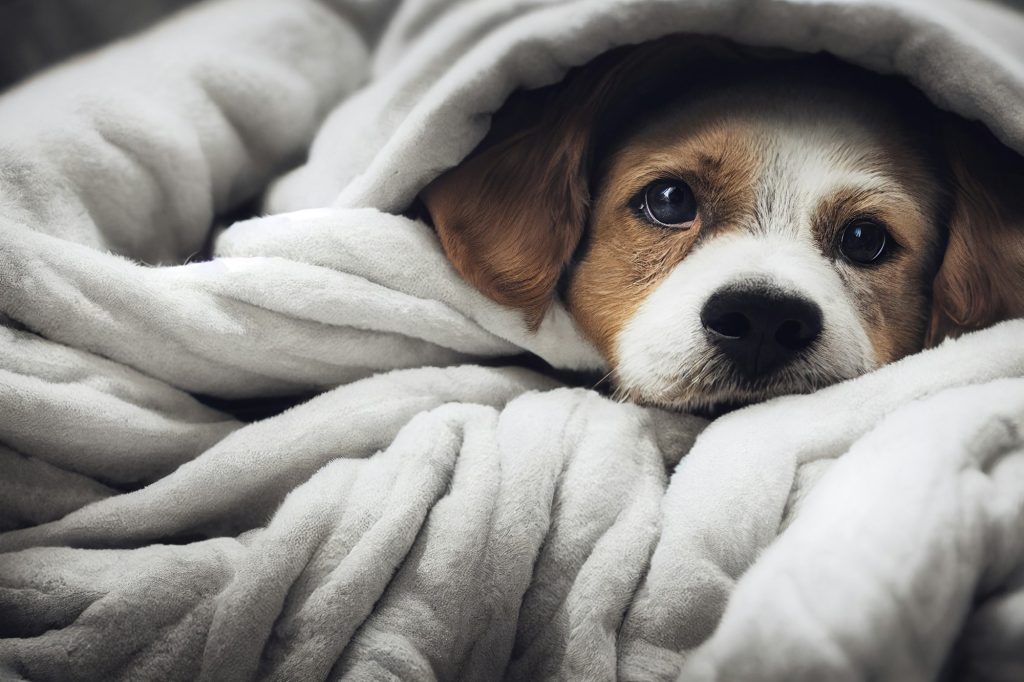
[
  {"x1": 420, "y1": 80, "x2": 595, "y2": 329},
  {"x1": 812, "y1": 182, "x2": 944, "y2": 364},
  {"x1": 566, "y1": 120, "x2": 759, "y2": 362},
  {"x1": 927, "y1": 118, "x2": 1024, "y2": 344}
]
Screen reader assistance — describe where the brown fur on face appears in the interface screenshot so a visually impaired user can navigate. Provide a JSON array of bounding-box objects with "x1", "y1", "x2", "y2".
[
  {"x1": 810, "y1": 181, "x2": 947, "y2": 365},
  {"x1": 421, "y1": 38, "x2": 1024, "y2": 408},
  {"x1": 566, "y1": 119, "x2": 759, "y2": 363}
]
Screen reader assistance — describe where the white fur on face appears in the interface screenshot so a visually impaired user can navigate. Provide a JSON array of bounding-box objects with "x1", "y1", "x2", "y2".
[
  {"x1": 615, "y1": 232, "x2": 876, "y2": 410},
  {"x1": 614, "y1": 120, "x2": 890, "y2": 411}
]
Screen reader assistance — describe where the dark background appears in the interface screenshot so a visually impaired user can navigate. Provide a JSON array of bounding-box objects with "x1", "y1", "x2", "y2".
[{"x1": 0, "y1": 0, "x2": 201, "y2": 91}]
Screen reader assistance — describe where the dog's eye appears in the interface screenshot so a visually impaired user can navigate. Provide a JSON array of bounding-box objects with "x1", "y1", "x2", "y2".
[
  {"x1": 641, "y1": 180, "x2": 697, "y2": 228},
  {"x1": 839, "y1": 219, "x2": 889, "y2": 264}
]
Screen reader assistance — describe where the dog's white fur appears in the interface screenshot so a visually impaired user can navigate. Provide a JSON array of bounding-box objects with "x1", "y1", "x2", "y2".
[{"x1": 616, "y1": 232, "x2": 876, "y2": 410}]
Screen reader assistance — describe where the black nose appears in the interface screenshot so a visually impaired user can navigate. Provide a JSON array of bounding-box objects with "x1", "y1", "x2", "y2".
[{"x1": 700, "y1": 286, "x2": 823, "y2": 378}]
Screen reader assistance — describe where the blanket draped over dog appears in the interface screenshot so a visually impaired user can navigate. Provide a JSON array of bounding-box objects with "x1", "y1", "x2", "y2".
[{"x1": 2, "y1": 0, "x2": 1023, "y2": 679}]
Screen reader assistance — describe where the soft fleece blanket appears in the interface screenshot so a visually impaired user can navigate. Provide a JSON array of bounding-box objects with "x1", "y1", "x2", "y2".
[{"x1": 1, "y1": 0, "x2": 1023, "y2": 680}]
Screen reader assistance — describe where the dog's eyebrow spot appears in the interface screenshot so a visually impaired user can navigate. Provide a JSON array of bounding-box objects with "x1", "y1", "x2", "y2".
[
  {"x1": 696, "y1": 152, "x2": 724, "y2": 173},
  {"x1": 696, "y1": 148, "x2": 760, "y2": 229},
  {"x1": 811, "y1": 183, "x2": 922, "y2": 254}
]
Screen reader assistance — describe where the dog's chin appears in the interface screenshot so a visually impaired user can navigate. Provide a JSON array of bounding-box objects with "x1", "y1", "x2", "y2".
[
  {"x1": 617, "y1": 356, "x2": 861, "y2": 418},
  {"x1": 674, "y1": 387, "x2": 800, "y2": 419}
]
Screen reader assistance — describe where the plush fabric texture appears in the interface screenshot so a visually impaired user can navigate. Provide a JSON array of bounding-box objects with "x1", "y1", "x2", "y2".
[{"x1": 1, "y1": 0, "x2": 1023, "y2": 680}]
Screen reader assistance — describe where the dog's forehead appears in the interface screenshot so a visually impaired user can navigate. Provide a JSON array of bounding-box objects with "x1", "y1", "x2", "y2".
[
  {"x1": 614, "y1": 80, "x2": 921, "y2": 224},
  {"x1": 747, "y1": 123, "x2": 898, "y2": 236}
]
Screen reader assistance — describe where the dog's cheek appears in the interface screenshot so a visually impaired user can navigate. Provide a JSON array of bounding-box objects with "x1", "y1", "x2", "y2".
[
  {"x1": 564, "y1": 259, "x2": 636, "y2": 368},
  {"x1": 610, "y1": 266, "x2": 720, "y2": 405},
  {"x1": 839, "y1": 255, "x2": 936, "y2": 365},
  {"x1": 867, "y1": 283, "x2": 933, "y2": 364}
]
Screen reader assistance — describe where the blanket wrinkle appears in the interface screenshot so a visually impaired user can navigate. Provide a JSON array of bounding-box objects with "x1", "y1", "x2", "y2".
[
  {"x1": 178, "y1": 257, "x2": 518, "y2": 354},
  {"x1": 0, "y1": 365, "x2": 559, "y2": 554},
  {"x1": 503, "y1": 393, "x2": 683, "y2": 682},
  {"x1": 201, "y1": 411, "x2": 466, "y2": 682},
  {"x1": 0, "y1": 445, "x2": 119, "y2": 532},
  {"x1": 0, "y1": 328, "x2": 238, "y2": 495},
  {"x1": 211, "y1": 210, "x2": 550, "y2": 351},
  {"x1": 618, "y1": 321, "x2": 1024, "y2": 675},
  {"x1": 2, "y1": 0, "x2": 1024, "y2": 680},
  {"x1": 951, "y1": 563, "x2": 1024, "y2": 681},
  {"x1": 677, "y1": 379, "x2": 1024, "y2": 681},
  {"x1": 0, "y1": 0, "x2": 366, "y2": 263},
  {"x1": 2, "y1": 223, "x2": 534, "y2": 399}
]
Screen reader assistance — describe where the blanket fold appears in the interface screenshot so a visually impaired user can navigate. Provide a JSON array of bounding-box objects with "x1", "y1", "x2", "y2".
[
  {"x1": 0, "y1": 0, "x2": 366, "y2": 262},
  {"x1": 678, "y1": 378, "x2": 1024, "y2": 682},
  {"x1": 2, "y1": 0, "x2": 1024, "y2": 680}
]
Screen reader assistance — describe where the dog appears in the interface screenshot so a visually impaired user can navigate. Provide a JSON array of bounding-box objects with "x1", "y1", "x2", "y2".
[{"x1": 421, "y1": 39, "x2": 1024, "y2": 413}]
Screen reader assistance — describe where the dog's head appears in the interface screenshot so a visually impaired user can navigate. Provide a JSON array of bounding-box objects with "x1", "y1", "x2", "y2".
[{"x1": 422, "y1": 40, "x2": 1024, "y2": 412}]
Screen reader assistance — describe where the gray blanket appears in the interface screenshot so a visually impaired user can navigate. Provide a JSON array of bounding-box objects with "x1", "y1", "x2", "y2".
[{"x1": 1, "y1": 0, "x2": 1023, "y2": 680}]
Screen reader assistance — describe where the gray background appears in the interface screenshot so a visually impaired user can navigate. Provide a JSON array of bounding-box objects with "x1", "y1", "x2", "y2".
[{"x1": 0, "y1": 0, "x2": 200, "y2": 91}]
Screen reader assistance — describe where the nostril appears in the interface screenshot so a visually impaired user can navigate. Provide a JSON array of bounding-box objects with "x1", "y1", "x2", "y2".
[
  {"x1": 775, "y1": 319, "x2": 813, "y2": 350},
  {"x1": 704, "y1": 311, "x2": 751, "y2": 339},
  {"x1": 702, "y1": 285, "x2": 823, "y2": 377}
]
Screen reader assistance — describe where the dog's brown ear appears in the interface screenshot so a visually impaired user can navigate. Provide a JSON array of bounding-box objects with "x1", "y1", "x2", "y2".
[
  {"x1": 420, "y1": 94, "x2": 593, "y2": 329},
  {"x1": 926, "y1": 120, "x2": 1024, "y2": 345}
]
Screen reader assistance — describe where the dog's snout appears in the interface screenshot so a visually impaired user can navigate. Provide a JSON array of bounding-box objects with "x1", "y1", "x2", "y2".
[{"x1": 700, "y1": 287, "x2": 823, "y2": 378}]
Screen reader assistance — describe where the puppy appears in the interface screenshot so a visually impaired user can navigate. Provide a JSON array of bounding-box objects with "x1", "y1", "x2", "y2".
[{"x1": 421, "y1": 39, "x2": 1024, "y2": 413}]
